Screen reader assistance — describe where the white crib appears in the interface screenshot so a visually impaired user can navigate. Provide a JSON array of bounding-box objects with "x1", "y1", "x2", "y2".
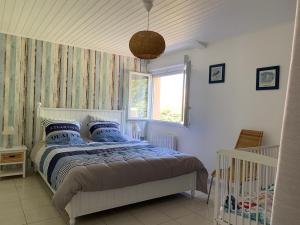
[{"x1": 214, "y1": 145, "x2": 279, "y2": 225}]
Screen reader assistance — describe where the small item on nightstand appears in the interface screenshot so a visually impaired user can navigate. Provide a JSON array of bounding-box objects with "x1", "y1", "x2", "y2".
[{"x1": 2, "y1": 126, "x2": 15, "y2": 148}]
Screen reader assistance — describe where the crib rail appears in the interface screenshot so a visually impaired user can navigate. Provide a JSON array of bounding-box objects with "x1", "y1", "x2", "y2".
[
  {"x1": 214, "y1": 146, "x2": 279, "y2": 225},
  {"x1": 237, "y1": 145, "x2": 279, "y2": 159}
]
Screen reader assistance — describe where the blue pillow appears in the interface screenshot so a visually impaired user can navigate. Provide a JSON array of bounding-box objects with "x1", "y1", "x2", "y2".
[
  {"x1": 42, "y1": 119, "x2": 84, "y2": 145},
  {"x1": 88, "y1": 121, "x2": 127, "y2": 142}
]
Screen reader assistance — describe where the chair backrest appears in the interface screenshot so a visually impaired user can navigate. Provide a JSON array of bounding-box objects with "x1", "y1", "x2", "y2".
[
  {"x1": 233, "y1": 129, "x2": 263, "y2": 182},
  {"x1": 235, "y1": 129, "x2": 263, "y2": 149}
]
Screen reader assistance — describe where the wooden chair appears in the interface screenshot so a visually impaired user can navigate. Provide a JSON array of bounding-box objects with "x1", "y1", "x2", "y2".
[{"x1": 206, "y1": 129, "x2": 263, "y2": 203}]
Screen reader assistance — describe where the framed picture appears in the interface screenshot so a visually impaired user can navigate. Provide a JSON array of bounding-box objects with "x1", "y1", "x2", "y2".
[
  {"x1": 209, "y1": 63, "x2": 225, "y2": 83},
  {"x1": 256, "y1": 66, "x2": 280, "y2": 90}
]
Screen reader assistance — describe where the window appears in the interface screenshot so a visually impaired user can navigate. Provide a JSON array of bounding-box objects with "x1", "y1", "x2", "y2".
[
  {"x1": 152, "y1": 73, "x2": 184, "y2": 123},
  {"x1": 128, "y1": 72, "x2": 151, "y2": 120},
  {"x1": 128, "y1": 56, "x2": 191, "y2": 126}
]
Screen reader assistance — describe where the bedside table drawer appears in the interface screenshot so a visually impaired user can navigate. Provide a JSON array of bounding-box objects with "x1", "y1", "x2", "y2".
[{"x1": 0, "y1": 152, "x2": 24, "y2": 163}]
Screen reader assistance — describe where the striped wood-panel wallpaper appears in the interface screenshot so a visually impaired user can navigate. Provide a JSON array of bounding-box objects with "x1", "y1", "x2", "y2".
[{"x1": 0, "y1": 32, "x2": 146, "y2": 149}]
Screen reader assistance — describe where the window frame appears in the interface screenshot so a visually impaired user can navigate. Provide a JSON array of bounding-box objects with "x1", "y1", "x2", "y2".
[
  {"x1": 127, "y1": 56, "x2": 191, "y2": 127},
  {"x1": 127, "y1": 71, "x2": 152, "y2": 121},
  {"x1": 150, "y1": 71, "x2": 185, "y2": 125}
]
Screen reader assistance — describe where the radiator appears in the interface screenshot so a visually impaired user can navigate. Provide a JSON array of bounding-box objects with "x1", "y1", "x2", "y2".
[{"x1": 147, "y1": 133, "x2": 177, "y2": 149}]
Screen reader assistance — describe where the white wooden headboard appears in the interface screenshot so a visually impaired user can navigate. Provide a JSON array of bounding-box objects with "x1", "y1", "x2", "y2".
[{"x1": 35, "y1": 103, "x2": 126, "y2": 143}]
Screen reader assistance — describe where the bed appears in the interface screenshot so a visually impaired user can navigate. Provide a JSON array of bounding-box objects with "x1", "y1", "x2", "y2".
[{"x1": 31, "y1": 103, "x2": 208, "y2": 225}]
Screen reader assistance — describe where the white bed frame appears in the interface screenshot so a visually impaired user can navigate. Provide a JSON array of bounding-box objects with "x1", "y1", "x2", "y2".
[{"x1": 34, "y1": 103, "x2": 197, "y2": 225}]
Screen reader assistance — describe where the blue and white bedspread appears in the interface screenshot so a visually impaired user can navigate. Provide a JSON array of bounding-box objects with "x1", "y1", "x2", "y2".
[{"x1": 35, "y1": 141, "x2": 208, "y2": 210}]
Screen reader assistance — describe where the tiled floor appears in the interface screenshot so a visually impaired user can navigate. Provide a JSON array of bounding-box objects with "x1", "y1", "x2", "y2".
[{"x1": 0, "y1": 174, "x2": 214, "y2": 225}]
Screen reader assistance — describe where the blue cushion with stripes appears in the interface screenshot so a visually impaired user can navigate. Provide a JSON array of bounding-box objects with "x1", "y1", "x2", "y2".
[
  {"x1": 41, "y1": 119, "x2": 84, "y2": 145},
  {"x1": 88, "y1": 121, "x2": 127, "y2": 142}
]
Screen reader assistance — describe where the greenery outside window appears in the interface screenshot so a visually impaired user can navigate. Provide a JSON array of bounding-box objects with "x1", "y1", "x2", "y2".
[
  {"x1": 152, "y1": 73, "x2": 184, "y2": 123},
  {"x1": 128, "y1": 72, "x2": 151, "y2": 120}
]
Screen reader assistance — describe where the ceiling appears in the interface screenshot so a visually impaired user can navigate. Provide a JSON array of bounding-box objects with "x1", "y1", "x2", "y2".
[{"x1": 0, "y1": 0, "x2": 296, "y2": 56}]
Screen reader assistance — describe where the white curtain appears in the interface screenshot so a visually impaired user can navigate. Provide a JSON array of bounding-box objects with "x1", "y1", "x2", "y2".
[{"x1": 272, "y1": 1, "x2": 300, "y2": 224}]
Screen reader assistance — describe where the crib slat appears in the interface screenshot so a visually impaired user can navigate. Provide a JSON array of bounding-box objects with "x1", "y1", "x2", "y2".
[
  {"x1": 234, "y1": 158, "x2": 238, "y2": 224},
  {"x1": 226, "y1": 156, "x2": 229, "y2": 222},
  {"x1": 256, "y1": 164, "x2": 261, "y2": 225},
  {"x1": 249, "y1": 162, "x2": 253, "y2": 225},
  {"x1": 214, "y1": 154, "x2": 221, "y2": 224},
  {"x1": 242, "y1": 159, "x2": 246, "y2": 225},
  {"x1": 264, "y1": 167, "x2": 269, "y2": 225},
  {"x1": 222, "y1": 155, "x2": 225, "y2": 221},
  {"x1": 228, "y1": 157, "x2": 233, "y2": 224}
]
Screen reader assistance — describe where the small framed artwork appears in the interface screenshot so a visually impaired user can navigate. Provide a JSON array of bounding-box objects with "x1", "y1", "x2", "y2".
[
  {"x1": 256, "y1": 66, "x2": 280, "y2": 90},
  {"x1": 209, "y1": 63, "x2": 225, "y2": 83}
]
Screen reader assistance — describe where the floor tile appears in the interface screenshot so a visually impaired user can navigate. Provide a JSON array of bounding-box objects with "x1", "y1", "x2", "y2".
[
  {"x1": 28, "y1": 217, "x2": 67, "y2": 225},
  {"x1": 17, "y1": 185, "x2": 52, "y2": 200},
  {"x1": 175, "y1": 213, "x2": 212, "y2": 225},
  {"x1": 16, "y1": 180, "x2": 47, "y2": 192},
  {"x1": 155, "y1": 201, "x2": 192, "y2": 219},
  {"x1": 21, "y1": 194, "x2": 52, "y2": 211},
  {"x1": 103, "y1": 211, "x2": 144, "y2": 225},
  {"x1": 181, "y1": 198, "x2": 210, "y2": 213},
  {"x1": 14, "y1": 175, "x2": 46, "y2": 191},
  {"x1": 0, "y1": 200, "x2": 24, "y2": 217},
  {"x1": 0, "y1": 211, "x2": 27, "y2": 225},
  {"x1": 160, "y1": 221, "x2": 181, "y2": 225},
  {"x1": 0, "y1": 178, "x2": 17, "y2": 191},
  {"x1": 0, "y1": 190, "x2": 19, "y2": 203},
  {"x1": 192, "y1": 205, "x2": 214, "y2": 222},
  {"x1": 131, "y1": 207, "x2": 171, "y2": 225},
  {"x1": 24, "y1": 205, "x2": 61, "y2": 224}
]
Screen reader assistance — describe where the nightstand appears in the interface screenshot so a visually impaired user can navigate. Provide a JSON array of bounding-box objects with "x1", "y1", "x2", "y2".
[{"x1": 0, "y1": 146, "x2": 27, "y2": 178}]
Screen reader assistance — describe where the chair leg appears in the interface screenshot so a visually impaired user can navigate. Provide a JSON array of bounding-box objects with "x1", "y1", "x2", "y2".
[{"x1": 207, "y1": 176, "x2": 214, "y2": 204}]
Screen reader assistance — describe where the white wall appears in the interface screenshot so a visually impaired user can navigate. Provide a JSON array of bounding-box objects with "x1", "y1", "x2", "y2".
[{"x1": 148, "y1": 22, "x2": 294, "y2": 174}]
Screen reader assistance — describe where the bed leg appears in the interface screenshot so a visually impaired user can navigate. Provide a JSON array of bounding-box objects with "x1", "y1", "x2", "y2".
[
  {"x1": 69, "y1": 217, "x2": 75, "y2": 225},
  {"x1": 190, "y1": 190, "x2": 195, "y2": 198},
  {"x1": 33, "y1": 164, "x2": 37, "y2": 173}
]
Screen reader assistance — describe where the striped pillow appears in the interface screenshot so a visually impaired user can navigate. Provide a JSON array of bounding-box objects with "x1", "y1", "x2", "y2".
[
  {"x1": 88, "y1": 121, "x2": 127, "y2": 142},
  {"x1": 41, "y1": 119, "x2": 84, "y2": 145}
]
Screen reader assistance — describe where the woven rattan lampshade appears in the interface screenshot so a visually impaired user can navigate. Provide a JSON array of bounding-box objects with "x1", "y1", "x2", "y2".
[
  {"x1": 129, "y1": 0, "x2": 165, "y2": 60},
  {"x1": 129, "y1": 30, "x2": 165, "y2": 60}
]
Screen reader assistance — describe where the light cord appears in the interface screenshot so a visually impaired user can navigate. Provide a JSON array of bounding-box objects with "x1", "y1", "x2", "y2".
[{"x1": 147, "y1": 11, "x2": 149, "y2": 31}]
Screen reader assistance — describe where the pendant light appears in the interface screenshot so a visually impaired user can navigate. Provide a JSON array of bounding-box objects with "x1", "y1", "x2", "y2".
[{"x1": 129, "y1": 0, "x2": 165, "y2": 60}]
